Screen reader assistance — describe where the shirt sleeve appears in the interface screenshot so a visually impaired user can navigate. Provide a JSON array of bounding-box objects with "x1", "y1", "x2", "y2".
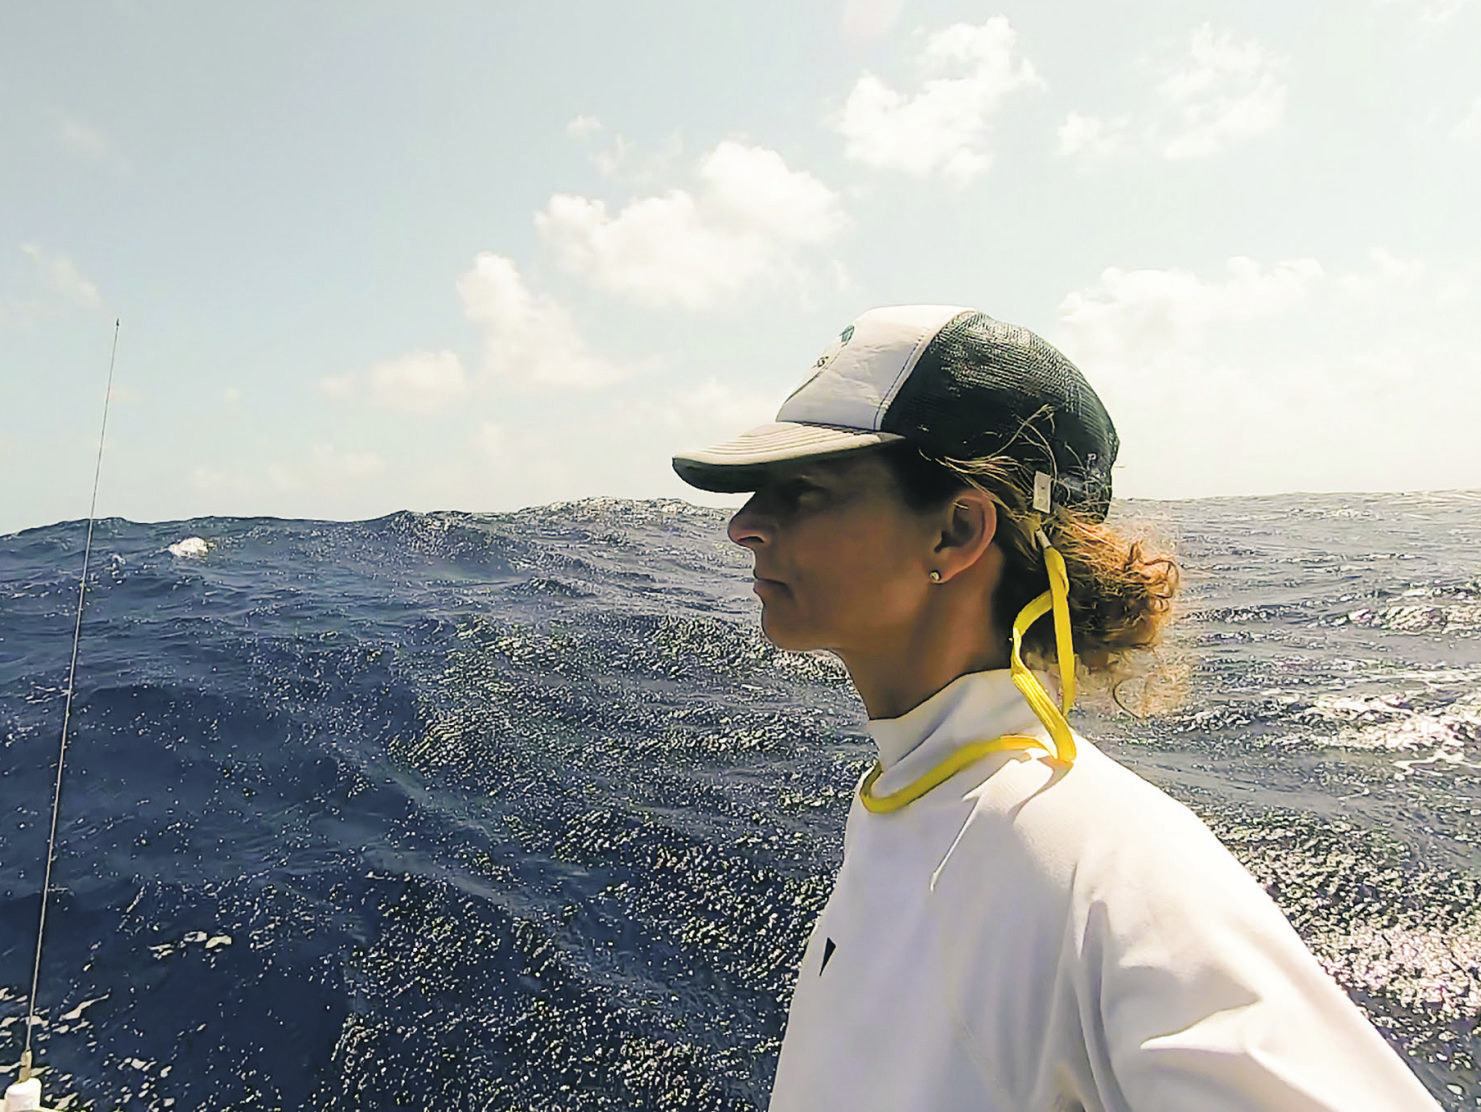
[
  {"x1": 930, "y1": 749, "x2": 1442, "y2": 1112},
  {"x1": 1069, "y1": 805, "x2": 1441, "y2": 1111}
]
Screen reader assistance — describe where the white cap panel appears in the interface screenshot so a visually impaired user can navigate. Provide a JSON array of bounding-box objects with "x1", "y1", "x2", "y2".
[{"x1": 775, "y1": 305, "x2": 971, "y2": 430}]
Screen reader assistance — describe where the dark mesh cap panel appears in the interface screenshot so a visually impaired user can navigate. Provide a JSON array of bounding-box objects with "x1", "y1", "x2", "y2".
[{"x1": 880, "y1": 312, "x2": 1119, "y2": 520}]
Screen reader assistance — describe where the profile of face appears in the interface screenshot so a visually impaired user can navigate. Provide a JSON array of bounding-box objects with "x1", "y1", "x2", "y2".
[{"x1": 726, "y1": 451, "x2": 944, "y2": 656}]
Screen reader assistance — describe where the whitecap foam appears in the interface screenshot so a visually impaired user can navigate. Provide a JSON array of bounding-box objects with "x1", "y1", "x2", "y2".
[
  {"x1": 167, "y1": 536, "x2": 208, "y2": 559},
  {"x1": 1299, "y1": 691, "x2": 1414, "y2": 726},
  {"x1": 1342, "y1": 601, "x2": 1481, "y2": 634},
  {"x1": 1314, "y1": 921, "x2": 1481, "y2": 1022},
  {"x1": 1270, "y1": 679, "x2": 1481, "y2": 766},
  {"x1": 1318, "y1": 691, "x2": 1481, "y2": 768}
]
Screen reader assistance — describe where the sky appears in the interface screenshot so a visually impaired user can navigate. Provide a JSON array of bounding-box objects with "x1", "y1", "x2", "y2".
[{"x1": 3, "y1": 0, "x2": 1479, "y2": 534}]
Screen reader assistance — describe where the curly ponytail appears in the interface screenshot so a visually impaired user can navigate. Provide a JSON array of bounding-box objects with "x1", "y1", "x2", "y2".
[{"x1": 880, "y1": 442, "x2": 1180, "y2": 683}]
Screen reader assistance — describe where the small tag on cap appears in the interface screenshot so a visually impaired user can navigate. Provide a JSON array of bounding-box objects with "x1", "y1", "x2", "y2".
[{"x1": 1033, "y1": 471, "x2": 1053, "y2": 514}]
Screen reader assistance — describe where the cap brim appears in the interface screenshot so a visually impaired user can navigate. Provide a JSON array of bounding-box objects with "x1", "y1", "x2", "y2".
[{"x1": 672, "y1": 422, "x2": 902, "y2": 493}]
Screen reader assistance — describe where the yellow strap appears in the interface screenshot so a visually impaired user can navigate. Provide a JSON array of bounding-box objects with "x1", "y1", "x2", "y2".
[
  {"x1": 1043, "y1": 541, "x2": 1077, "y2": 709},
  {"x1": 859, "y1": 734, "x2": 1046, "y2": 813},
  {"x1": 857, "y1": 538, "x2": 1081, "y2": 815},
  {"x1": 1009, "y1": 538, "x2": 1077, "y2": 763}
]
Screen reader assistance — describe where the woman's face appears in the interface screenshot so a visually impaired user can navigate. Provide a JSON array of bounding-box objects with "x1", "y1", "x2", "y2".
[{"x1": 727, "y1": 451, "x2": 941, "y2": 655}]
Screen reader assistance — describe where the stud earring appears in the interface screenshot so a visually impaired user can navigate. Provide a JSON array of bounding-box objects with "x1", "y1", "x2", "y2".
[{"x1": 929, "y1": 570, "x2": 942, "y2": 583}]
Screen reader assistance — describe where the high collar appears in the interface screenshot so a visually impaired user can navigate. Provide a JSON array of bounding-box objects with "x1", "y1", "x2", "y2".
[{"x1": 866, "y1": 669, "x2": 1047, "y2": 773}]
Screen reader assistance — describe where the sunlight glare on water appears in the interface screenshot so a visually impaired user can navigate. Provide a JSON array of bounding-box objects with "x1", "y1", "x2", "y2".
[{"x1": 0, "y1": 492, "x2": 1477, "y2": 1109}]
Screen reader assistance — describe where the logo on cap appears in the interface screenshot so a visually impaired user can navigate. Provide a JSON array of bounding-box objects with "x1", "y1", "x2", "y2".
[
  {"x1": 810, "y1": 323, "x2": 855, "y2": 370},
  {"x1": 785, "y1": 324, "x2": 857, "y2": 406}
]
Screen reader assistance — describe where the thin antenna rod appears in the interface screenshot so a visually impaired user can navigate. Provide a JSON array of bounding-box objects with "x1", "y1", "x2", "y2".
[{"x1": 23, "y1": 319, "x2": 121, "y2": 1065}]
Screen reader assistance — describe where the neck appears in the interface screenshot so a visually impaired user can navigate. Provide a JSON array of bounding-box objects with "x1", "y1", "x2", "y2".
[{"x1": 839, "y1": 580, "x2": 1008, "y2": 720}]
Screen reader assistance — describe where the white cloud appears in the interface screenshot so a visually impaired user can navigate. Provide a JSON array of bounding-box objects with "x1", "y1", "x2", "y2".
[
  {"x1": 1420, "y1": 0, "x2": 1466, "y2": 18},
  {"x1": 624, "y1": 378, "x2": 778, "y2": 444},
  {"x1": 316, "y1": 445, "x2": 383, "y2": 479},
  {"x1": 1057, "y1": 112, "x2": 1131, "y2": 159},
  {"x1": 20, "y1": 244, "x2": 101, "y2": 306},
  {"x1": 840, "y1": 0, "x2": 905, "y2": 44},
  {"x1": 474, "y1": 420, "x2": 512, "y2": 466},
  {"x1": 591, "y1": 135, "x2": 634, "y2": 179},
  {"x1": 471, "y1": 378, "x2": 777, "y2": 510},
  {"x1": 268, "y1": 444, "x2": 384, "y2": 492},
  {"x1": 366, "y1": 349, "x2": 468, "y2": 414},
  {"x1": 191, "y1": 444, "x2": 383, "y2": 509},
  {"x1": 1453, "y1": 96, "x2": 1481, "y2": 143},
  {"x1": 565, "y1": 114, "x2": 602, "y2": 140},
  {"x1": 317, "y1": 371, "x2": 357, "y2": 400},
  {"x1": 538, "y1": 191, "x2": 721, "y2": 305},
  {"x1": 1053, "y1": 253, "x2": 1481, "y2": 497},
  {"x1": 223, "y1": 387, "x2": 242, "y2": 405},
  {"x1": 1336, "y1": 249, "x2": 1426, "y2": 297},
  {"x1": 191, "y1": 465, "x2": 245, "y2": 495},
  {"x1": 591, "y1": 132, "x2": 685, "y2": 183},
  {"x1": 833, "y1": 17, "x2": 1042, "y2": 184},
  {"x1": 1058, "y1": 26, "x2": 1286, "y2": 167},
  {"x1": 1058, "y1": 255, "x2": 1323, "y2": 363},
  {"x1": 456, "y1": 252, "x2": 624, "y2": 387},
  {"x1": 467, "y1": 420, "x2": 567, "y2": 483},
  {"x1": 53, "y1": 111, "x2": 115, "y2": 162},
  {"x1": 0, "y1": 299, "x2": 46, "y2": 327},
  {"x1": 536, "y1": 141, "x2": 847, "y2": 308},
  {"x1": 332, "y1": 257, "x2": 622, "y2": 407},
  {"x1": 699, "y1": 142, "x2": 845, "y2": 243},
  {"x1": 1376, "y1": 0, "x2": 1468, "y2": 21},
  {"x1": 1158, "y1": 25, "x2": 1286, "y2": 160},
  {"x1": 564, "y1": 114, "x2": 682, "y2": 183}
]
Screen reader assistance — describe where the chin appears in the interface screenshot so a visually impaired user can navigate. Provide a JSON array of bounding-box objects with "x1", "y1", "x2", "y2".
[{"x1": 758, "y1": 611, "x2": 814, "y2": 652}]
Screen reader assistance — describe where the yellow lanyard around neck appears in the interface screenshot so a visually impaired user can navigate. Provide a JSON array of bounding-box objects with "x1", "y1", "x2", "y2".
[
  {"x1": 858, "y1": 534, "x2": 1078, "y2": 815},
  {"x1": 859, "y1": 733, "x2": 1047, "y2": 813}
]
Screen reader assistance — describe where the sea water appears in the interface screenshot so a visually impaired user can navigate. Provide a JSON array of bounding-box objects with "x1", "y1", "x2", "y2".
[{"x1": 1, "y1": 492, "x2": 1478, "y2": 1110}]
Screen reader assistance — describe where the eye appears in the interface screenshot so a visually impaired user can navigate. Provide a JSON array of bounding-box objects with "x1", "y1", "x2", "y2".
[
  {"x1": 780, "y1": 476, "x2": 825, "y2": 501},
  {"x1": 759, "y1": 475, "x2": 823, "y2": 513}
]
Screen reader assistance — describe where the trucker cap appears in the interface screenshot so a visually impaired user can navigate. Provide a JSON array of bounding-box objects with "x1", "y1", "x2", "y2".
[{"x1": 671, "y1": 305, "x2": 1120, "y2": 521}]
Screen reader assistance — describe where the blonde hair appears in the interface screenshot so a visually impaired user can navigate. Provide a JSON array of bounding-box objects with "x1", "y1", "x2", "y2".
[{"x1": 880, "y1": 444, "x2": 1180, "y2": 699}]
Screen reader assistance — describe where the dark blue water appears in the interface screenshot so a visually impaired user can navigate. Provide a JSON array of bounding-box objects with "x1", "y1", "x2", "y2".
[{"x1": 1, "y1": 493, "x2": 1478, "y2": 1110}]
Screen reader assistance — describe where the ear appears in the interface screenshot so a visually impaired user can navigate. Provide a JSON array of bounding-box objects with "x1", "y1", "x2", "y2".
[{"x1": 932, "y1": 488, "x2": 997, "y2": 583}]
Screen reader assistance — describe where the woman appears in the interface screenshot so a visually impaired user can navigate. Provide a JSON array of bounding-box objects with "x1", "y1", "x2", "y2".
[{"x1": 672, "y1": 306, "x2": 1438, "y2": 1111}]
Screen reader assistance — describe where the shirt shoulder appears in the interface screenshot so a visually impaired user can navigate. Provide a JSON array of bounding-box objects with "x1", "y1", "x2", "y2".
[{"x1": 922, "y1": 738, "x2": 1441, "y2": 1111}]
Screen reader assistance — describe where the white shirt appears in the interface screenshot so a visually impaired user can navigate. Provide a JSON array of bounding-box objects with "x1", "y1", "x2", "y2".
[{"x1": 768, "y1": 670, "x2": 1439, "y2": 1111}]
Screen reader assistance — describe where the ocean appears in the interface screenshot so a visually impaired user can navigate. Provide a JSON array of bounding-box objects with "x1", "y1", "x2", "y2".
[{"x1": 1, "y1": 492, "x2": 1478, "y2": 1110}]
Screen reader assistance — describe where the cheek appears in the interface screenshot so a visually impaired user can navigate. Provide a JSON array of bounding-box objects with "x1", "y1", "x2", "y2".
[
  {"x1": 809, "y1": 529, "x2": 922, "y2": 619},
  {"x1": 852, "y1": 561, "x2": 925, "y2": 627}
]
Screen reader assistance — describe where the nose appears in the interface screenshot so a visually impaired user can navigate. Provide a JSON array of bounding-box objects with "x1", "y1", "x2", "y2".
[{"x1": 727, "y1": 494, "x2": 770, "y2": 550}]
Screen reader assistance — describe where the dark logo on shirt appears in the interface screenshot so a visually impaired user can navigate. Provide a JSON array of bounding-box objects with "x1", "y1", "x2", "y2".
[{"x1": 820, "y1": 937, "x2": 837, "y2": 975}]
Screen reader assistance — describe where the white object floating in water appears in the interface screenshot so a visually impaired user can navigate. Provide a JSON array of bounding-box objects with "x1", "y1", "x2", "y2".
[
  {"x1": 4, "y1": 1076, "x2": 52, "y2": 1112},
  {"x1": 167, "y1": 536, "x2": 208, "y2": 559}
]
